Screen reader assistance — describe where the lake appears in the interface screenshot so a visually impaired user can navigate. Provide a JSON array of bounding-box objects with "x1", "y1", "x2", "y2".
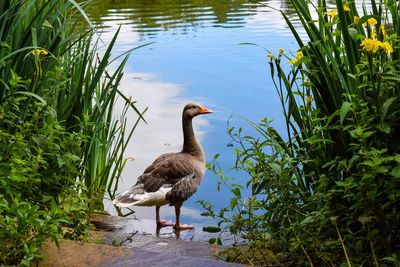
[{"x1": 85, "y1": 0, "x2": 304, "y2": 240}]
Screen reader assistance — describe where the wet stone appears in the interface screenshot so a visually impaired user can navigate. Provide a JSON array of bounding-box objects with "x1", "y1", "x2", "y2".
[{"x1": 39, "y1": 215, "x2": 244, "y2": 267}]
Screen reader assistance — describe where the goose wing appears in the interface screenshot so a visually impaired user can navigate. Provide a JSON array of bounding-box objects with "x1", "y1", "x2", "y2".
[
  {"x1": 138, "y1": 153, "x2": 198, "y2": 193},
  {"x1": 113, "y1": 153, "x2": 202, "y2": 207},
  {"x1": 166, "y1": 173, "x2": 199, "y2": 205}
]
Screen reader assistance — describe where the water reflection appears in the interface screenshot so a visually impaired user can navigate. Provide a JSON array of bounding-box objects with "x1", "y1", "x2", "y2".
[
  {"x1": 84, "y1": 0, "x2": 305, "y2": 39},
  {"x1": 89, "y1": 0, "x2": 375, "y2": 241},
  {"x1": 112, "y1": 217, "x2": 234, "y2": 244},
  {"x1": 92, "y1": 0, "x2": 301, "y2": 234}
]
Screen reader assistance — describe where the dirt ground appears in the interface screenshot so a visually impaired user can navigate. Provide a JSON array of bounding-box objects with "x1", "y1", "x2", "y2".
[{"x1": 38, "y1": 239, "x2": 132, "y2": 267}]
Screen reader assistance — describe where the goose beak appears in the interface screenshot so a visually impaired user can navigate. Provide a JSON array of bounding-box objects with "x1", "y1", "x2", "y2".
[{"x1": 199, "y1": 106, "x2": 213, "y2": 114}]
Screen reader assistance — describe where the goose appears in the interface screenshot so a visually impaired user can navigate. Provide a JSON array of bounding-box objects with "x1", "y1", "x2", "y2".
[{"x1": 113, "y1": 103, "x2": 212, "y2": 230}]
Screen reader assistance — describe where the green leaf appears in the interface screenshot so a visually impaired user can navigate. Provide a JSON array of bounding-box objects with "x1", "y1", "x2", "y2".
[
  {"x1": 348, "y1": 27, "x2": 359, "y2": 40},
  {"x1": 377, "y1": 123, "x2": 391, "y2": 134},
  {"x1": 208, "y1": 237, "x2": 222, "y2": 245},
  {"x1": 358, "y1": 215, "x2": 374, "y2": 225},
  {"x1": 43, "y1": 20, "x2": 53, "y2": 29},
  {"x1": 380, "y1": 97, "x2": 397, "y2": 122},
  {"x1": 390, "y1": 166, "x2": 400, "y2": 177},
  {"x1": 387, "y1": 0, "x2": 395, "y2": 6},
  {"x1": 231, "y1": 187, "x2": 241, "y2": 198},
  {"x1": 340, "y1": 102, "x2": 352, "y2": 125},
  {"x1": 203, "y1": 226, "x2": 222, "y2": 233},
  {"x1": 14, "y1": 91, "x2": 47, "y2": 105},
  {"x1": 350, "y1": 126, "x2": 364, "y2": 138},
  {"x1": 368, "y1": 229, "x2": 380, "y2": 238},
  {"x1": 381, "y1": 74, "x2": 400, "y2": 82},
  {"x1": 301, "y1": 216, "x2": 314, "y2": 225},
  {"x1": 382, "y1": 256, "x2": 397, "y2": 263},
  {"x1": 362, "y1": 131, "x2": 375, "y2": 139},
  {"x1": 68, "y1": 0, "x2": 94, "y2": 29},
  {"x1": 268, "y1": 162, "x2": 282, "y2": 175},
  {"x1": 229, "y1": 198, "x2": 237, "y2": 210},
  {"x1": 10, "y1": 175, "x2": 30, "y2": 182}
]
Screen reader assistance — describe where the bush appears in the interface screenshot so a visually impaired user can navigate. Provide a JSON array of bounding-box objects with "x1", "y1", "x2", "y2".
[
  {"x1": 0, "y1": 86, "x2": 89, "y2": 266},
  {"x1": 0, "y1": 0, "x2": 141, "y2": 264},
  {"x1": 0, "y1": 189, "x2": 89, "y2": 266},
  {"x1": 0, "y1": 197, "x2": 62, "y2": 266},
  {"x1": 201, "y1": 0, "x2": 400, "y2": 265},
  {"x1": 0, "y1": 95, "x2": 82, "y2": 200}
]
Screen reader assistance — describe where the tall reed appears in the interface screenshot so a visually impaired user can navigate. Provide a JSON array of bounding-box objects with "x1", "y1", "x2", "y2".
[
  {"x1": 1, "y1": 0, "x2": 145, "y2": 208},
  {"x1": 60, "y1": 29, "x2": 147, "y2": 210}
]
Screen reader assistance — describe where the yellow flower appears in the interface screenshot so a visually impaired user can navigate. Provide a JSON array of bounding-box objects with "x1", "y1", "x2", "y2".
[
  {"x1": 367, "y1": 17, "x2": 377, "y2": 26},
  {"x1": 279, "y1": 48, "x2": 284, "y2": 56},
  {"x1": 267, "y1": 53, "x2": 274, "y2": 59},
  {"x1": 326, "y1": 9, "x2": 338, "y2": 20},
  {"x1": 380, "y1": 41, "x2": 393, "y2": 53},
  {"x1": 354, "y1": 16, "x2": 359, "y2": 24},
  {"x1": 289, "y1": 58, "x2": 298, "y2": 65},
  {"x1": 31, "y1": 49, "x2": 48, "y2": 56},
  {"x1": 371, "y1": 29, "x2": 377, "y2": 38},
  {"x1": 360, "y1": 38, "x2": 381, "y2": 53},
  {"x1": 343, "y1": 4, "x2": 350, "y2": 12},
  {"x1": 306, "y1": 94, "x2": 312, "y2": 104},
  {"x1": 296, "y1": 51, "x2": 304, "y2": 59},
  {"x1": 381, "y1": 25, "x2": 387, "y2": 36},
  {"x1": 289, "y1": 51, "x2": 304, "y2": 65}
]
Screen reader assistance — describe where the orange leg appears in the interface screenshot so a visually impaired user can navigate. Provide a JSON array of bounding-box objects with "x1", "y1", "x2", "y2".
[
  {"x1": 155, "y1": 206, "x2": 173, "y2": 227},
  {"x1": 173, "y1": 204, "x2": 193, "y2": 230}
]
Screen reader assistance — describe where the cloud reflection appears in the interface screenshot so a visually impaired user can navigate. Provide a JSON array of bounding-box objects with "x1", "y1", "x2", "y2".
[
  {"x1": 244, "y1": 1, "x2": 305, "y2": 38},
  {"x1": 95, "y1": 18, "x2": 140, "y2": 51}
]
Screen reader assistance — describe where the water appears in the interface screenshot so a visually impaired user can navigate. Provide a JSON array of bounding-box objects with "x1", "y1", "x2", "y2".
[{"x1": 86, "y1": 0, "x2": 303, "y2": 234}]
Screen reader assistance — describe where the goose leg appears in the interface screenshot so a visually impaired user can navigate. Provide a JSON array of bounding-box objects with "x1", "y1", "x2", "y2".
[
  {"x1": 173, "y1": 204, "x2": 194, "y2": 230},
  {"x1": 155, "y1": 206, "x2": 173, "y2": 227}
]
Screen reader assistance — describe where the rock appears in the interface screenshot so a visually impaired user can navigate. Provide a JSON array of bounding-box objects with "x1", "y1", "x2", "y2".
[{"x1": 38, "y1": 215, "x2": 244, "y2": 267}]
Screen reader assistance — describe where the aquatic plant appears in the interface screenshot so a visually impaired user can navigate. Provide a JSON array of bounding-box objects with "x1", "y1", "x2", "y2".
[{"x1": 201, "y1": 0, "x2": 400, "y2": 265}]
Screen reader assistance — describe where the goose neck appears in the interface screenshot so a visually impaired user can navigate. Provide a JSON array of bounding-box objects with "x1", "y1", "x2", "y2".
[{"x1": 182, "y1": 115, "x2": 204, "y2": 160}]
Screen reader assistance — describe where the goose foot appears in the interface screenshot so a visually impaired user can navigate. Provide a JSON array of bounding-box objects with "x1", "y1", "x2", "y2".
[
  {"x1": 157, "y1": 220, "x2": 174, "y2": 227},
  {"x1": 173, "y1": 224, "x2": 194, "y2": 230}
]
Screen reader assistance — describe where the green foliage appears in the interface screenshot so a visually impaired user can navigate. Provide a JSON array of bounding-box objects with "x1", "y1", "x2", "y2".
[
  {"x1": 201, "y1": 0, "x2": 400, "y2": 265},
  {"x1": 0, "y1": 188, "x2": 90, "y2": 266},
  {"x1": 0, "y1": 95, "x2": 82, "y2": 200},
  {"x1": 0, "y1": 197, "x2": 62, "y2": 266},
  {"x1": 0, "y1": 0, "x2": 142, "y2": 265},
  {"x1": 0, "y1": 83, "x2": 89, "y2": 265}
]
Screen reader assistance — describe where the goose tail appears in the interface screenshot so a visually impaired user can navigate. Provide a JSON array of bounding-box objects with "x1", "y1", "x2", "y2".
[
  {"x1": 112, "y1": 184, "x2": 144, "y2": 207},
  {"x1": 112, "y1": 190, "x2": 138, "y2": 207}
]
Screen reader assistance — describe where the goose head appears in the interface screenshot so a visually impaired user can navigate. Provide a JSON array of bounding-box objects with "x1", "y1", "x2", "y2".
[{"x1": 183, "y1": 103, "x2": 213, "y2": 119}]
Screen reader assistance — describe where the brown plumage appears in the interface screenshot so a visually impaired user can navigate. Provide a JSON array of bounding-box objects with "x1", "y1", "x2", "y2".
[{"x1": 113, "y1": 103, "x2": 212, "y2": 230}]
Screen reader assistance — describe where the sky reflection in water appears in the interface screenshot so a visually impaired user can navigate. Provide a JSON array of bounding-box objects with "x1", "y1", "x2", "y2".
[{"x1": 92, "y1": 0, "x2": 301, "y2": 227}]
